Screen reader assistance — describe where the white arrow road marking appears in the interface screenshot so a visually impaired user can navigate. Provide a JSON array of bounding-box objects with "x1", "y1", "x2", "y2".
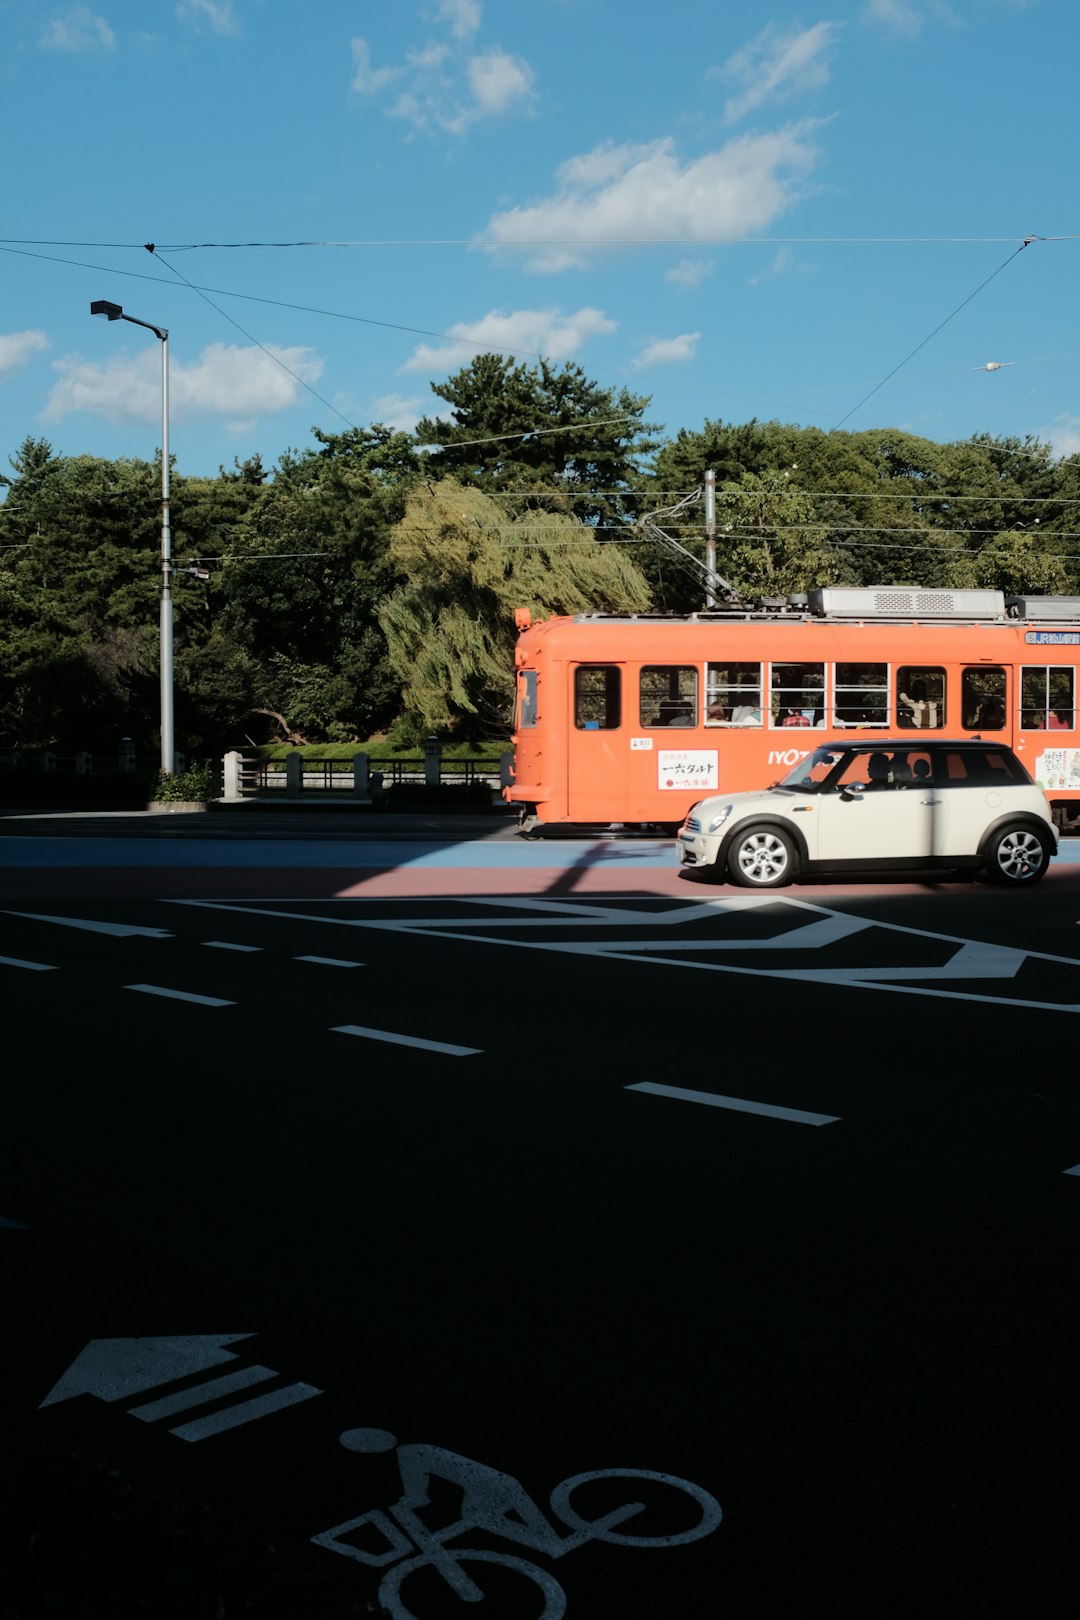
[
  {"x1": 628, "y1": 1082, "x2": 840, "y2": 1126},
  {"x1": 2, "y1": 911, "x2": 172, "y2": 938},
  {"x1": 169, "y1": 1382, "x2": 322, "y2": 1442},
  {"x1": 130, "y1": 1365, "x2": 279, "y2": 1421},
  {"x1": 40, "y1": 1334, "x2": 257, "y2": 1407},
  {"x1": 1064, "y1": 1164, "x2": 1080, "y2": 1178}
]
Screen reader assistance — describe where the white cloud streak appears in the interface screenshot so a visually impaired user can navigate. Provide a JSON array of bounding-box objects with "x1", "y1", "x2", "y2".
[
  {"x1": 717, "y1": 21, "x2": 837, "y2": 125},
  {"x1": 0, "y1": 332, "x2": 48, "y2": 381},
  {"x1": 633, "y1": 333, "x2": 702, "y2": 368},
  {"x1": 664, "y1": 258, "x2": 714, "y2": 288},
  {"x1": 401, "y1": 307, "x2": 616, "y2": 375},
  {"x1": 176, "y1": 0, "x2": 240, "y2": 37},
  {"x1": 481, "y1": 129, "x2": 825, "y2": 271},
  {"x1": 45, "y1": 343, "x2": 323, "y2": 424},
  {"x1": 40, "y1": 7, "x2": 115, "y2": 52}
]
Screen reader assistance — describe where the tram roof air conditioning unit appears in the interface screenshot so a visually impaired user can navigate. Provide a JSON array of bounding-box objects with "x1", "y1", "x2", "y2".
[
  {"x1": 1005, "y1": 595, "x2": 1080, "y2": 623},
  {"x1": 808, "y1": 586, "x2": 1006, "y2": 620}
]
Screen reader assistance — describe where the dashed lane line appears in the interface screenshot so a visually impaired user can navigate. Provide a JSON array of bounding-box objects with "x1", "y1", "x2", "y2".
[
  {"x1": 201, "y1": 940, "x2": 262, "y2": 952},
  {"x1": 0, "y1": 955, "x2": 56, "y2": 972},
  {"x1": 331, "y1": 1024, "x2": 481, "y2": 1056},
  {"x1": 627, "y1": 1081, "x2": 840, "y2": 1126},
  {"x1": 123, "y1": 983, "x2": 235, "y2": 1007},
  {"x1": 294, "y1": 955, "x2": 363, "y2": 967}
]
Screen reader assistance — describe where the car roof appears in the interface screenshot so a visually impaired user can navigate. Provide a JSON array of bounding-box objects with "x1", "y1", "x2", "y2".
[{"x1": 818, "y1": 738, "x2": 1013, "y2": 750}]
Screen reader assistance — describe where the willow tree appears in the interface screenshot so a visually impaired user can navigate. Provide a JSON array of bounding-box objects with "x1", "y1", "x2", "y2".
[{"x1": 379, "y1": 478, "x2": 652, "y2": 738}]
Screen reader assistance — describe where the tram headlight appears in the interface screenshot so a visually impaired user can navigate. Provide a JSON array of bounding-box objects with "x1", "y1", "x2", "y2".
[{"x1": 707, "y1": 804, "x2": 734, "y2": 834}]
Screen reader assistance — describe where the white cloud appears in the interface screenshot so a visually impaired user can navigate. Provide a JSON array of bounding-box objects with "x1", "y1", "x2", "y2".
[
  {"x1": 1042, "y1": 413, "x2": 1080, "y2": 462},
  {"x1": 0, "y1": 331, "x2": 48, "y2": 380},
  {"x1": 748, "y1": 245, "x2": 806, "y2": 285},
  {"x1": 481, "y1": 130, "x2": 825, "y2": 271},
  {"x1": 401, "y1": 307, "x2": 616, "y2": 375},
  {"x1": 466, "y1": 47, "x2": 534, "y2": 117},
  {"x1": 436, "y1": 0, "x2": 482, "y2": 39},
  {"x1": 176, "y1": 0, "x2": 240, "y2": 37},
  {"x1": 860, "y1": 0, "x2": 960, "y2": 38},
  {"x1": 716, "y1": 21, "x2": 837, "y2": 125},
  {"x1": 40, "y1": 7, "x2": 115, "y2": 52},
  {"x1": 664, "y1": 258, "x2": 714, "y2": 288},
  {"x1": 351, "y1": 37, "x2": 400, "y2": 94},
  {"x1": 633, "y1": 333, "x2": 701, "y2": 368},
  {"x1": 45, "y1": 342, "x2": 323, "y2": 424},
  {"x1": 371, "y1": 393, "x2": 426, "y2": 432},
  {"x1": 352, "y1": 9, "x2": 535, "y2": 135}
]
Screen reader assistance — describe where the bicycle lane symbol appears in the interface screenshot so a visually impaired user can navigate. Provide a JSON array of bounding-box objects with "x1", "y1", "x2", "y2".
[{"x1": 311, "y1": 1427, "x2": 722, "y2": 1620}]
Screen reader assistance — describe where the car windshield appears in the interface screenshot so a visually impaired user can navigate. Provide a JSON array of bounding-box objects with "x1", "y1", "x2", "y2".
[{"x1": 774, "y1": 747, "x2": 847, "y2": 792}]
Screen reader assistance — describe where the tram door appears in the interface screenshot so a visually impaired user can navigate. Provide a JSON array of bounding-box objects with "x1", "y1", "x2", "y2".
[{"x1": 566, "y1": 663, "x2": 628, "y2": 823}]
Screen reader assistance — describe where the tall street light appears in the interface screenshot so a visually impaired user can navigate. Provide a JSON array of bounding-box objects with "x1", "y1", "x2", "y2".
[{"x1": 90, "y1": 298, "x2": 174, "y2": 775}]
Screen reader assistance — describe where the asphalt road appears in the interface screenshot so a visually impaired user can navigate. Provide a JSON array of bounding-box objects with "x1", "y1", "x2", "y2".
[{"x1": 3, "y1": 810, "x2": 1080, "y2": 1618}]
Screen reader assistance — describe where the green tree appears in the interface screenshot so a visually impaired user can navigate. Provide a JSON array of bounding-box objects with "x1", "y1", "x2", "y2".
[
  {"x1": 414, "y1": 355, "x2": 661, "y2": 529},
  {"x1": 379, "y1": 478, "x2": 652, "y2": 737}
]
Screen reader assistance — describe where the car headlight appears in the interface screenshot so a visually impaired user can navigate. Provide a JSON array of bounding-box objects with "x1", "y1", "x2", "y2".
[{"x1": 707, "y1": 804, "x2": 734, "y2": 834}]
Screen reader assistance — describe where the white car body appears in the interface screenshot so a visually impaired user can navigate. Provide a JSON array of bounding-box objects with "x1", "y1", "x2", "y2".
[{"x1": 676, "y1": 739, "x2": 1056, "y2": 888}]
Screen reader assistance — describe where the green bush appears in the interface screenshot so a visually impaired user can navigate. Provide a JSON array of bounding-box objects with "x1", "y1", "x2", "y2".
[{"x1": 152, "y1": 762, "x2": 215, "y2": 803}]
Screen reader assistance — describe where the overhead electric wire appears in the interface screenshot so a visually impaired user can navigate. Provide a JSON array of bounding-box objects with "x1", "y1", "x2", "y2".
[{"x1": 833, "y1": 239, "x2": 1037, "y2": 429}]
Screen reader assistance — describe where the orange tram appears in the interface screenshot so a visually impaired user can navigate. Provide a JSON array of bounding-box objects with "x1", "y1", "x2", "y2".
[{"x1": 503, "y1": 585, "x2": 1080, "y2": 833}]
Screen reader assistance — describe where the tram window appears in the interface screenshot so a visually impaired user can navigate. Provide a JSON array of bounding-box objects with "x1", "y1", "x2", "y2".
[
  {"x1": 897, "y1": 667, "x2": 945, "y2": 729},
  {"x1": 962, "y1": 666, "x2": 1006, "y2": 731},
  {"x1": 1021, "y1": 665, "x2": 1074, "y2": 730},
  {"x1": 833, "y1": 662, "x2": 888, "y2": 727},
  {"x1": 517, "y1": 669, "x2": 538, "y2": 729},
  {"x1": 705, "y1": 661, "x2": 762, "y2": 726},
  {"x1": 770, "y1": 662, "x2": 825, "y2": 728},
  {"x1": 640, "y1": 665, "x2": 698, "y2": 728},
  {"x1": 574, "y1": 665, "x2": 621, "y2": 730}
]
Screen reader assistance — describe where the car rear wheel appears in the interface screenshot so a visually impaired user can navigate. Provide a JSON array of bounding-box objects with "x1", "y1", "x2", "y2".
[
  {"x1": 727, "y1": 825, "x2": 797, "y2": 888},
  {"x1": 984, "y1": 823, "x2": 1051, "y2": 885}
]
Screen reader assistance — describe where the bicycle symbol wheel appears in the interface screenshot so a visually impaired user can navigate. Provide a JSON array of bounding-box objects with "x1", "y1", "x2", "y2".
[
  {"x1": 550, "y1": 1469, "x2": 722, "y2": 1547},
  {"x1": 380, "y1": 1548, "x2": 567, "y2": 1620}
]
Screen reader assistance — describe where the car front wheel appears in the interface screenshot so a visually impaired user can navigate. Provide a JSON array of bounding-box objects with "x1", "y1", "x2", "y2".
[
  {"x1": 727, "y1": 825, "x2": 797, "y2": 888},
  {"x1": 984, "y1": 823, "x2": 1051, "y2": 885}
]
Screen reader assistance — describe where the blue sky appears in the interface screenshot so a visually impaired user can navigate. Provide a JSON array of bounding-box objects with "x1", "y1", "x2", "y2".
[{"x1": 1, "y1": 0, "x2": 1076, "y2": 486}]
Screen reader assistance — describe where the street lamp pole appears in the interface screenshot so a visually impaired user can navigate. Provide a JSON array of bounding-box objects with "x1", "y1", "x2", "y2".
[{"x1": 90, "y1": 299, "x2": 174, "y2": 775}]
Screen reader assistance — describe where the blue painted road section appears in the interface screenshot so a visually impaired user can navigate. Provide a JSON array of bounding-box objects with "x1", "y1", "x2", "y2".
[{"x1": 0, "y1": 836, "x2": 674, "y2": 870}]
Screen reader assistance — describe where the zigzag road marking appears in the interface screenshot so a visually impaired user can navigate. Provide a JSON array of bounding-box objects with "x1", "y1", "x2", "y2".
[{"x1": 169, "y1": 896, "x2": 1080, "y2": 1012}]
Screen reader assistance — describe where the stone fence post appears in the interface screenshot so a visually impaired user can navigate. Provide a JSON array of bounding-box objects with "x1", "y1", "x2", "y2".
[
  {"x1": 285, "y1": 752, "x2": 302, "y2": 798},
  {"x1": 223, "y1": 750, "x2": 245, "y2": 801},
  {"x1": 424, "y1": 734, "x2": 441, "y2": 788},
  {"x1": 353, "y1": 752, "x2": 369, "y2": 798}
]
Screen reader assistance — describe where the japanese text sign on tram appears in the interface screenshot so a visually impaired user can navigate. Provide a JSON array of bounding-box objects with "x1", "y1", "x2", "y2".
[
  {"x1": 658, "y1": 750, "x2": 718, "y2": 791},
  {"x1": 1025, "y1": 631, "x2": 1080, "y2": 644}
]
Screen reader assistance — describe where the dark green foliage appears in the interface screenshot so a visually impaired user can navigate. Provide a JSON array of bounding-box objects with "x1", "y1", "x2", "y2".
[{"x1": 415, "y1": 354, "x2": 661, "y2": 528}]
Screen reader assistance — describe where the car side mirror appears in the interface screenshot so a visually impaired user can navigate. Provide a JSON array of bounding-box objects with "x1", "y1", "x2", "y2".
[{"x1": 840, "y1": 783, "x2": 865, "y2": 801}]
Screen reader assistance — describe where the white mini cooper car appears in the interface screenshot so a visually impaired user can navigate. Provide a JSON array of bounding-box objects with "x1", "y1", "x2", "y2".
[{"x1": 677, "y1": 739, "x2": 1057, "y2": 888}]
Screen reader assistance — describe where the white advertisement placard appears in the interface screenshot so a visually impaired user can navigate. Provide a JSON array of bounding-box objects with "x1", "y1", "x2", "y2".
[{"x1": 658, "y1": 750, "x2": 719, "y2": 791}]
